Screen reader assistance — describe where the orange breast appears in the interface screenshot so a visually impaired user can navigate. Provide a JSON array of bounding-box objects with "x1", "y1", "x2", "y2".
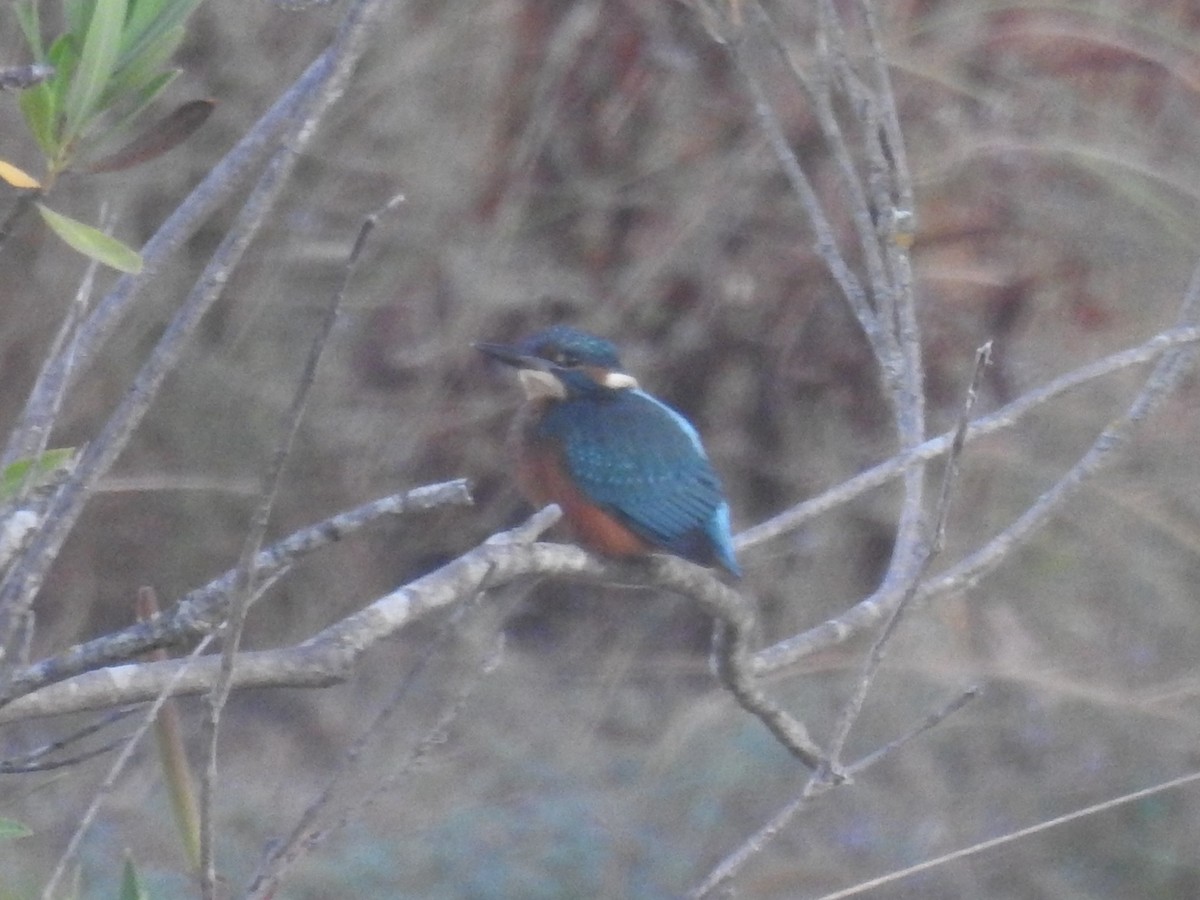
[{"x1": 516, "y1": 444, "x2": 651, "y2": 559}]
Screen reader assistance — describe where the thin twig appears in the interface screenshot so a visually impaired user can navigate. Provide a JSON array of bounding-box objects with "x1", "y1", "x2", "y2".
[
  {"x1": 735, "y1": 324, "x2": 1200, "y2": 555},
  {"x1": 245, "y1": 594, "x2": 503, "y2": 898},
  {"x1": 709, "y1": 600, "x2": 826, "y2": 771},
  {"x1": 689, "y1": 692, "x2": 981, "y2": 899},
  {"x1": 10, "y1": 229, "x2": 102, "y2": 502},
  {"x1": 0, "y1": 480, "x2": 473, "y2": 705},
  {"x1": 844, "y1": 685, "x2": 980, "y2": 778},
  {"x1": 0, "y1": 738, "x2": 126, "y2": 774},
  {"x1": 691, "y1": 681, "x2": 979, "y2": 900},
  {"x1": 749, "y1": 2, "x2": 893, "y2": 326},
  {"x1": 0, "y1": 707, "x2": 136, "y2": 773},
  {"x1": 824, "y1": 340, "x2": 989, "y2": 768},
  {"x1": 688, "y1": 789, "x2": 816, "y2": 899},
  {"x1": 1, "y1": 37, "x2": 370, "y2": 469},
  {"x1": 932, "y1": 341, "x2": 992, "y2": 554},
  {"x1": 689, "y1": 686, "x2": 970, "y2": 900},
  {"x1": 811, "y1": 768, "x2": 1200, "y2": 900},
  {"x1": 39, "y1": 634, "x2": 214, "y2": 900},
  {"x1": 0, "y1": 0, "x2": 390, "y2": 681},
  {"x1": 197, "y1": 194, "x2": 403, "y2": 899},
  {"x1": 855, "y1": 0, "x2": 914, "y2": 212},
  {"x1": 696, "y1": 340, "x2": 991, "y2": 897},
  {"x1": 755, "y1": 268, "x2": 1200, "y2": 675},
  {"x1": 138, "y1": 586, "x2": 202, "y2": 873},
  {"x1": 725, "y1": 17, "x2": 887, "y2": 360},
  {"x1": 919, "y1": 315, "x2": 1198, "y2": 601}
]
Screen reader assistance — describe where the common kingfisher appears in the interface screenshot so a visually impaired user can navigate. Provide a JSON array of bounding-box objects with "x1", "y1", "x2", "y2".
[{"x1": 477, "y1": 326, "x2": 741, "y2": 577}]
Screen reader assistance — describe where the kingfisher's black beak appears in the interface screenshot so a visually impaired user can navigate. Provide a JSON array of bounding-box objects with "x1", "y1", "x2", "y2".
[{"x1": 474, "y1": 342, "x2": 552, "y2": 371}]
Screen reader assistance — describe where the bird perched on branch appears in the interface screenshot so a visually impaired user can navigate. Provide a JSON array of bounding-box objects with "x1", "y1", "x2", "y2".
[{"x1": 476, "y1": 325, "x2": 740, "y2": 577}]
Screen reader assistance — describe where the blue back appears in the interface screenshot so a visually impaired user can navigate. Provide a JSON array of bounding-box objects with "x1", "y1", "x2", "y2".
[{"x1": 537, "y1": 388, "x2": 740, "y2": 576}]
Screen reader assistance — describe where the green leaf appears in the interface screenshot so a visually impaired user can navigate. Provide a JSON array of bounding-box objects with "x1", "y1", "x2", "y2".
[
  {"x1": 66, "y1": 0, "x2": 94, "y2": 39},
  {"x1": 51, "y1": 37, "x2": 80, "y2": 148},
  {"x1": 15, "y1": 1, "x2": 45, "y2": 62},
  {"x1": 1, "y1": 449, "x2": 76, "y2": 502},
  {"x1": 100, "y1": 69, "x2": 180, "y2": 146},
  {"x1": 49, "y1": 34, "x2": 82, "y2": 97},
  {"x1": 19, "y1": 84, "x2": 57, "y2": 158},
  {"x1": 20, "y1": 35, "x2": 79, "y2": 159},
  {"x1": 0, "y1": 818, "x2": 33, "y2": 842},
  {"x1": 118, "y1": 0, "x2": 204, "y2": 72},
  {"x1": 64, "y1": 0, "x2": 130, "y2": 141},
  {"x1": 102, "y1": 25, "x2": 184, "y2": 109},
  {"x1": 36, "y1": 204, "x2": 144, "y2": 274},
  {"x1": 118, "y1": 855, "x2": 149, "y2": 900},
  {"x1": 122, "y1": 0, "x2": 172, "y2": 58}
]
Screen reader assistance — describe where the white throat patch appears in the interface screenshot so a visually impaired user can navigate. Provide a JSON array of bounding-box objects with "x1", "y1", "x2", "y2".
[{"x1": 518, "y1": 368, "x2": 567, "y2": 400}]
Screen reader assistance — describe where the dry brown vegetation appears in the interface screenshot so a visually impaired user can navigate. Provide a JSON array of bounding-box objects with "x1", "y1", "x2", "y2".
[{"x1": 1, "y1": 0, "x2": 1199, "y2": 897}]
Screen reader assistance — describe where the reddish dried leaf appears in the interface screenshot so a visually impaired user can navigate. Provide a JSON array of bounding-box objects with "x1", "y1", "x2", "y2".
[{"x1": 82, "y1": 98, "x2": 215, "y2": 174}]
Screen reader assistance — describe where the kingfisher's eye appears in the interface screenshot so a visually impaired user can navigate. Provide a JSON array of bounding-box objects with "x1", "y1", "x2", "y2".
[{"x1": 548, "y1": 350, "x2": 579, "y2": 367}]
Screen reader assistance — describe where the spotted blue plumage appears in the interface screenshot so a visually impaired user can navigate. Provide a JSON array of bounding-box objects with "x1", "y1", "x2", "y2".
[
  {"x1": 478, "y1": 325, "x2": 741, "y2": 577},
  {"x1": 537, "y1": 369, "x2": 740, "y2": 576}
]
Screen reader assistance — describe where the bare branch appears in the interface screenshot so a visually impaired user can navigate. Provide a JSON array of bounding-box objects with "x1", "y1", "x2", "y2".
[
  {"x1": 0, "y1": 511, "x2": 562, "y2": 722},
  {"x1": 724, "y1": 10, "x2": 887, "y2": 361},
  {"x1": 690, "y1": 685, "x2": 978, "y2": 899},
  {"x1": 0, "y1": 0, "x2": 394, "y2": 672},
  {"x1": 40, "y1": 635, "x2": 215, "y2": 900},
  {"x1": 844, "y1": 685, "x2": 980, "y2": 779},
  {"x1": 932, "y1": 341, "x2": 992, "y2": 555},
  {"x1": 756, "y1": 269, "x2": 1200, "y2": 675},
  {"x1": 697, "y1": 335, "x2": 992, "y2": 895},
  {"x1": 5, "y1": 238, "x2": 100, "y2": 494},
  {"x1": 810, "y1": 768, "x2": 1200, "y2": 900},
  {"x1": 749, "y1": 2, "x2": 893, "y2": 329},
  {"x1": 736, "y1": 325, "x2": 1200, "y2": 553},
  {"x1": 729, "y1": 1, "x2": 933, "y2": 699},
  {"x1": 0, "y1": 479, "x2": 471, "y2": 704},
  {"x1": 1, "y1": 20, "x2": 389, "y2": 470},
  {"x1": 0, "y1": 531, "x2": 819, "y2": 774},
  {"x1": 710, "y1": 605, "x2": 826, "y2": 772},
  {"x1": 0, "y1": 707, "x2": 135, "y2": 773},
  {"x1": 198, "y1": 191, "x2": 405, "y2": 897},
  {"x1": 824, "y1": 340, "x2": 989, "y2": 767},
  {"x1": 246, "y1": 607, "x2": 504, "y2": 899}
]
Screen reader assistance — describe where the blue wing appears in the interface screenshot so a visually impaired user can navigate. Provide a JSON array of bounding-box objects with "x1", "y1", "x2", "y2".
[{"x1": 539, "y1": 390, "x2": 740, "y2": 575}]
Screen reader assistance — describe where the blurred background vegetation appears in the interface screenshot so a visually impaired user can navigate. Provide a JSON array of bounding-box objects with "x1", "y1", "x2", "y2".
[{"x1": 1, "y1": 0, "x2": 1199, "y2": 896}]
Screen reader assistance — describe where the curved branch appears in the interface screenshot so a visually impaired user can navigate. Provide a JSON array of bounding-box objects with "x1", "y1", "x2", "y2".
[
  {"x1": 0, "y1": 0, "x2": 391, "y2": 663},
  {"x1": 0, "y1": 480, "x2": 472, "y2": 704},
  {"x1": 0, "y1": 533, "x2": 824, "y2": 768},
  {"x1": 755, "y1": 269, "x2": 1200, "y2": 675},
  {"x1": 735, "y1": 324, "x2": 1200, "y2": 552}
]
